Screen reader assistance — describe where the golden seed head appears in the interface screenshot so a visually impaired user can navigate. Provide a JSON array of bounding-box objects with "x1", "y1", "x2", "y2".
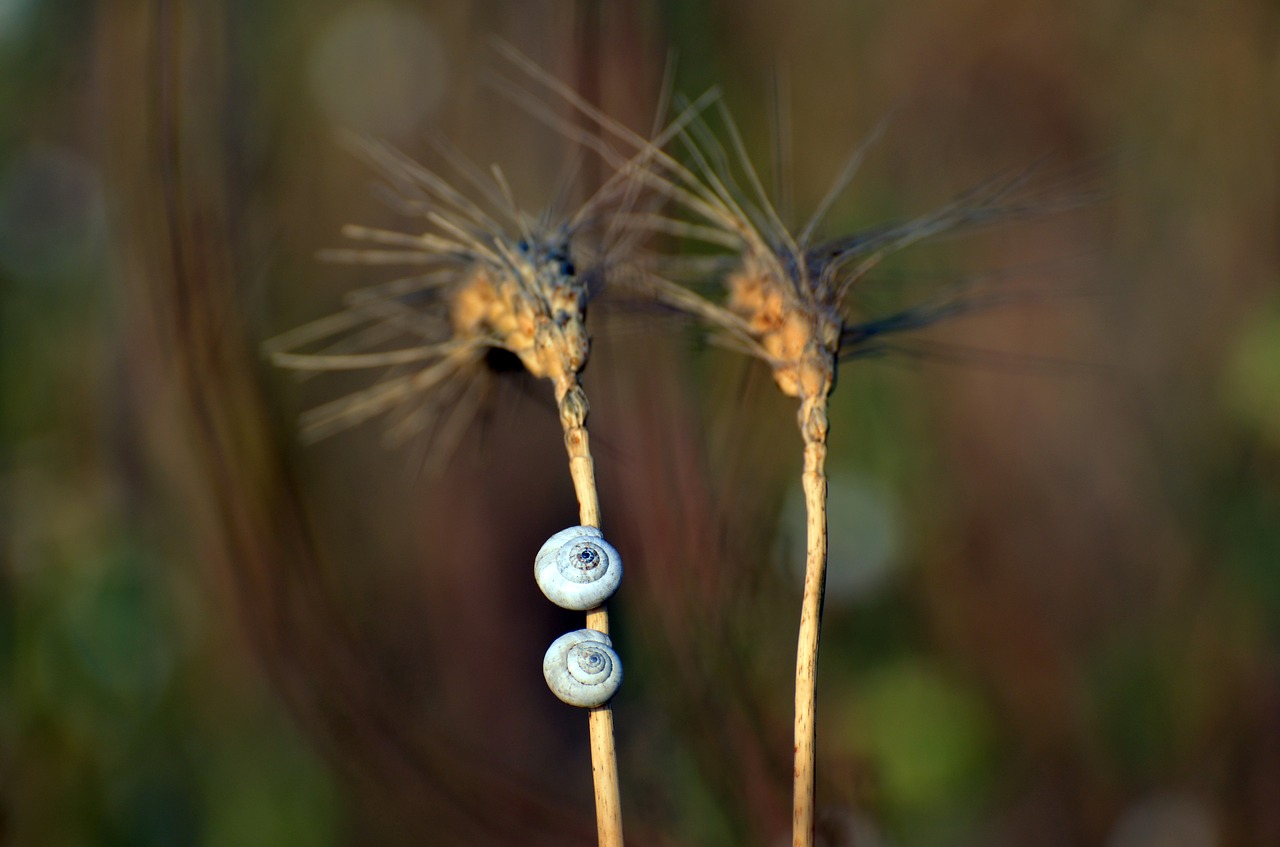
[
  {"x1": 726, "y1": 263, "x2": 840, "y2": 402},
  {"x1": 448, "y1": 247, "x2": 590, "y2": 384}
]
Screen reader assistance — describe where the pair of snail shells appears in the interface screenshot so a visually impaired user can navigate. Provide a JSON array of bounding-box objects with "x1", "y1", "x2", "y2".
[
  {"x1": 543, "y1": 629, "x2": 623, "y2": 708},
  {"x1": 534, "y1": 526, "x2": 622, "y2": 611}
]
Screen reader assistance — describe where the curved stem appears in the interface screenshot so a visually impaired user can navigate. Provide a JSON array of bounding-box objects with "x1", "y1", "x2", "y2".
[
  {"x1": 793, "y1": 422, "x2": 829, "y2": 847},
  {"x1": 556, "y1": 377, "x2": 624, "y2": 847}
]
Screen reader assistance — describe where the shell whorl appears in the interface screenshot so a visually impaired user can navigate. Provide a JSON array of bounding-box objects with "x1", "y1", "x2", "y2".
[
  {"x1": 542, "y1": 629, "x2": 623, "y2": 708},
  {"x1": 534, "y1": 526, "x2": 623, "y2": 611}
]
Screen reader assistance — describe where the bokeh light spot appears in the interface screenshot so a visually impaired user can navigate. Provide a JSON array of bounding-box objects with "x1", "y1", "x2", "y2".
[
  {"x1": 307, "y1": 3, "x2": 448, "y2": 140},
  {"x1": 0, "y1": 147, "x2": 106, "y2": 281},
  {"x1": 849, "y1": 660, "x2": 994, "y2": 815},
  {"x1": 1106, "y1": 793, "x2": 1218, "y2": 847},
  {"x1": 781, "y1": 470, "x2": 900, "y2": 605},
  {"x1": 1222, "y1": 302, "x2": 1280, "y2": 448},
  {"x1": 0, "y1": 0, "x2": 36, "y2": 43}
]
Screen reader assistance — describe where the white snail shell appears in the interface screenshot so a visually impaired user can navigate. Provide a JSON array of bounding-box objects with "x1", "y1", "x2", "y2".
[
  {"x1": 542, "y1": 629, "x2": 623, "y2": 708},
  {"x1": 534, "y1": 526, "x2": 623, "y2": 611}
]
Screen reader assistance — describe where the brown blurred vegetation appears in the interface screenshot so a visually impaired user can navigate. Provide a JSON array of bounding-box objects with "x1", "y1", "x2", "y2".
[{"x1": 4, "y1": 1, "x2": 1279, "y2": 845}]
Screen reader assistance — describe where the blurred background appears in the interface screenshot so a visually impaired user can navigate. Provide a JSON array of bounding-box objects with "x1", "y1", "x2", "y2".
[{"x1": 4, "y1": 1, "x2": 1279, "y2": 845}]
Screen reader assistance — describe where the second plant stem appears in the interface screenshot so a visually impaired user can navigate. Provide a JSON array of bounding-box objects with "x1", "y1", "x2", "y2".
[
  {"x1": 556, "y1": 377, "x2": 624, "y2": 847},
  {"x1": 793, "y1": 402, "x2": 830, "y2": 847}
]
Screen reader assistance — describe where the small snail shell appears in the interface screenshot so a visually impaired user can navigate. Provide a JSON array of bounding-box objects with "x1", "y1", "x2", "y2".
[
  {"x1": 534, "y1": 526, "x2": 623, "y2": 611},
  {"x1": 542, "y1": 629, "x2": 623, "y2": 708}
]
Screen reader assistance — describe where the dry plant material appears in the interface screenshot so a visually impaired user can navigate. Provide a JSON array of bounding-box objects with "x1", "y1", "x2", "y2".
[
  {"x1": 501, "y1": 53, "x2": 1087, "y2": 846},
  {"x1": 654, "y1": 147, "x2": 1083, "y2": 847},
  {"x1": 661, "y1": 157, "x2": 1082, "y2": 847},
  {"x1": 264, "y1": 128, "x2": 673, "y2": 847}
]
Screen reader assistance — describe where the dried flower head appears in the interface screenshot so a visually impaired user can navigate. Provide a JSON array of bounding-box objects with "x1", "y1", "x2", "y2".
[
  {"x1": 646, "y1": 107, "x2": 1086, "y2": 441},
  {"x1": 264, "y1": 131, "x2": 653, "y2": 463}
]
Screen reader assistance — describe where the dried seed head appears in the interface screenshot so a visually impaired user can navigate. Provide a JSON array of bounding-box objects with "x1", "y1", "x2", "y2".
[
  {"x1": 725, "y1": 257, "x2": 840, "y2": 405},
  {"x1": 450, "y1": 270, "x2": 530, "y2": 354},
  {"x1": 263, "y1": 133, "x2": 610, "y2": 458},
  {"x1": 444, "y1": 232, "x2": 590, "y2": 387}
]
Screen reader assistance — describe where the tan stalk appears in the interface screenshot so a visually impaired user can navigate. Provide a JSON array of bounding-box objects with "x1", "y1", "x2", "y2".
[
  {"x1": 793, "y1": 395, "x2": 830, "y2": 847},
  {"x1": 553, "y1": 374, "x2": 623, "y2": 847}
]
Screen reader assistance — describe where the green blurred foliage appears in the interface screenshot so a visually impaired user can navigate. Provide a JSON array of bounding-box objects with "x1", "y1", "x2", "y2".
[{"x1": 847, "y1": 661, "x2": 997, "y2": 821}]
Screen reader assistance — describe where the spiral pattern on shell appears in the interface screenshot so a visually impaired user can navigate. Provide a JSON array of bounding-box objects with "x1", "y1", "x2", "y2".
[
  {"x1": 534, "y1": 526, "x2": 623, "y2": 611},
  {"x1": 542, "y1": 629, "x2": 623, "y2": 708}
]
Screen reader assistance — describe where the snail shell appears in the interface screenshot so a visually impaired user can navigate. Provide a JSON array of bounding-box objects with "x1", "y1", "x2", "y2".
[
  {"x1": 542, "y1": 629, "x2": 623, "y2": 708},
  {"x1": 534, "y1": 526, "x2": 623, "y2": 611}
]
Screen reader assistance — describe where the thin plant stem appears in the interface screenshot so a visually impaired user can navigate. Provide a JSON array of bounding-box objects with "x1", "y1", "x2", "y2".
[
  {"x1": 793, "y1": 405, "x2": 829, "y2": 847},
  {"x1": 554, "y1": 374, "x2": 623, "y2": 847}
]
